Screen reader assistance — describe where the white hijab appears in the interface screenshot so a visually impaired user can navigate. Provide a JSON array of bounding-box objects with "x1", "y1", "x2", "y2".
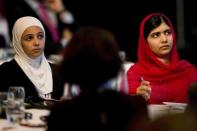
[{"x1": 12, "y1": 16, "x2": 53, "y2": 98}]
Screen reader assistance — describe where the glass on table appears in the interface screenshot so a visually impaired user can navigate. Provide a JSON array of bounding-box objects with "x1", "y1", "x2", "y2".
[
  {"x1": 62, "y1": 83, "x2": 80, "y2": 100},
  {"x1": 6, "y1": 86, "x2": 25, "y2": 126},
  {"x1": 8, "y1": 86, "x2": 25, "y2": 101},
  {"x1": 0, "y1": 92, "x2": 8, "y2": 117}
]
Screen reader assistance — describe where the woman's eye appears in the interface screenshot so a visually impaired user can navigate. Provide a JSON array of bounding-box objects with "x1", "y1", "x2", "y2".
[
  {"x1": 25, "y1": 36, "x2": 33, "y2": 41},
  {"x1": 164, "y1": 30, "x2": 172, "y2": 35},
  {"x1": 151, "y1": 32, "x2": 160, "y2": 38},
  {"x1": 37, "y1": 34, "x2": 44, "y2": 39}
]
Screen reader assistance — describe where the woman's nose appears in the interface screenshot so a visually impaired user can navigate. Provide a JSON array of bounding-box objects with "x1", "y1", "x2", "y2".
[
  {"x1": 33, "y1": 38, "x2": 40, "y2": 46},
  {"x1": 160, "y1": 34, "x2": 168, "y2": 42}
]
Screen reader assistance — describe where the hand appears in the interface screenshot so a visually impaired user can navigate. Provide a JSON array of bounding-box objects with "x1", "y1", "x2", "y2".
[
  {"x1": 63, "y1": 28, "x2": 72, "y2": 40},
  {"x1": 43, "y1": 0, "x2": 65, "y2": 13},
  {"x1": 136, "y1": 79, "x2": 151, "y2": 100}
]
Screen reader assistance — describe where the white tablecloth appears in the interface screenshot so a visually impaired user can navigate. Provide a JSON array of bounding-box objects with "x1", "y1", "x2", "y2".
[
  {"x1": 0, "y1": 109, "x2": 49, "y2": 131},
  {"x1": 148, "y1": 103, "x2": 187, "y2": 120}
]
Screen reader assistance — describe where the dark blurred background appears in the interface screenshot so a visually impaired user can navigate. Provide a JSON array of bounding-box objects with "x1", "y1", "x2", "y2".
[
  {"x1": 64, "y1": 0, "x2": 177, "y2": 63},
  {"x1": 64, "y1": 0, "x2": 197, "y2": 65},
  {"x1": 2, "y1": 0, "x2": 197, "y2": 65}
]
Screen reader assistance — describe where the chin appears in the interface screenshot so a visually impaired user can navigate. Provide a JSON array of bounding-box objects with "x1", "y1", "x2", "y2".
[
  {"x1": 161, "y1": 50, "x2": 171, "y2": 55},
  {"x1": 30, "y1": 54, "x2": 42, "y2": 59}
]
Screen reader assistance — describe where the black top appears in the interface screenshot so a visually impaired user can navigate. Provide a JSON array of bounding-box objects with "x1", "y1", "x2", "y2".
[
  {"x1": 0, "y1": 35, "x2": 6, "y2": 47},
  {"x1": 47, "y1": 89, "x2": 149, "y2": 131},
  {"x1": 0, "y1": 59, "x2": 64, "y2": 104}
]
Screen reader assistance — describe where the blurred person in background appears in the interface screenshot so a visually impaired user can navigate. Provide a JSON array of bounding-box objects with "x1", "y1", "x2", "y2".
[
  {"x1": 147, "y1": 113, "x2": 197, "y2": 131},
  {"x1": 0, "y1": 0, "x2": 10, "y2": 48},
  {"x1": 5, "y1": 0, "x2": 78, "y2": 58},
  {"x1": 47, "y1": 26, "x2": 149, "y2": 131},
  {"x1": 185, "y1": 82, "x2": 197, "y2": 117}
]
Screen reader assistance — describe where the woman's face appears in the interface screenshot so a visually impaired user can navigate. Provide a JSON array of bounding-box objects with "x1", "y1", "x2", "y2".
[
  {"x1": 147, "y1": 22, "x2": 173, "y2": 58},
  {"x1": 21, "y1": 26, "x2": 45, "y2": 59}
]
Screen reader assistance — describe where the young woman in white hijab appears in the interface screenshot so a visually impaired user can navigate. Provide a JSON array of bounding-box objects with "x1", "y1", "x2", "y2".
[{"x1": 0, "y1": 16, "x2": 64, "y2": 105}]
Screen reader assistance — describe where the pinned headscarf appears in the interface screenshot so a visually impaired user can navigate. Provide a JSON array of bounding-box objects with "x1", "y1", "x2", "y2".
[{"x1": 12, "y1": 16, "x2": 53, "y2": 98}]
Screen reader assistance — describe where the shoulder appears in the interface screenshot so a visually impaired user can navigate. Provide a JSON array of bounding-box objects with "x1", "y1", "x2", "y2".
[
  {"x1": 179, "y1": 60, "x2": 197, "y2": 73},
  {"x1": 0, "y1": 59, "x2": 23, "y2": 79},
  {"x1": 48, "y1": 62, "x2": 59, "y2": 73},
  {"x1": 0, "y1": 59, "x2": 17, "y2": 70},
  {"x1": 123, "y1": 61, "x2": 135, "y2": 72},
  {"x1": 127, "y1": 63, "x2": 141, "y2": 75}
]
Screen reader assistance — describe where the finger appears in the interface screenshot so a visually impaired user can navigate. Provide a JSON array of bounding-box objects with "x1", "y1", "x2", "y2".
[
  {"x1": 139, "y1": 85, "x2": 150, "y2": 92},
  {"x1": 146, "y1": 87, "x2": 152, "y2": 94},
  {"x1": 137, "y1": 90, "x2": 150, "y2": 100},
  {"x1": 141, "y1": 80, "x2": 150, "y2": 86},
  {"x1": 137, "y1": 86, "x2": 151, "y2": 98}
]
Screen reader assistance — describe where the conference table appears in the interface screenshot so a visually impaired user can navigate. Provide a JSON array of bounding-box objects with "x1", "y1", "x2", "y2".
[
  {"x1": 148, "y1": 102, "x2": 187, "y2": 120},
  {"x1": 0, "y1": 102, "x2": 187, "y2": 131},
  {"x1": 0, "y1": 51, "x2": 187, "y2": 130},
  {"x1": 0, "y1": 109, "x2": 49, "y2": 131}
]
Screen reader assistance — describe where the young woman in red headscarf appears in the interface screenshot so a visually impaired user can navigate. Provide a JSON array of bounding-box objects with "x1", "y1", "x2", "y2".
[{"x1": 127, "y1": 13, "x2": 197, "y2": 104}]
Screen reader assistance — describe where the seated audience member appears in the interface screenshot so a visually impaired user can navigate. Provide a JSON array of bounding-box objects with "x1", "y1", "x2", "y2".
[
  {"x1": 47, "y1": 27, "x2": 149, "y2": 131},
  {"x1": 0, "y1": 16, "x2": 64, "y2": 105},
  {"x1": 127, "y1": 13, "x2": 197, "y2": 104}
]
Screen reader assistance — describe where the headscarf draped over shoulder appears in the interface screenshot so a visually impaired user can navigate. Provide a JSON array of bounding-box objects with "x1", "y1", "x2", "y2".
[
  {"x1": 127, "y1": 13, "x2": 197, "y2": 103},
  {"x1": 12, "y1": 16, "x2": 52, "y2": 98}
]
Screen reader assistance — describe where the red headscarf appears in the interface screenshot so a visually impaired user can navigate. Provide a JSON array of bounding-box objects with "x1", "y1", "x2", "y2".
[{"x1": 127, "y1": 13, "x2": 197, "y2": 104}]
